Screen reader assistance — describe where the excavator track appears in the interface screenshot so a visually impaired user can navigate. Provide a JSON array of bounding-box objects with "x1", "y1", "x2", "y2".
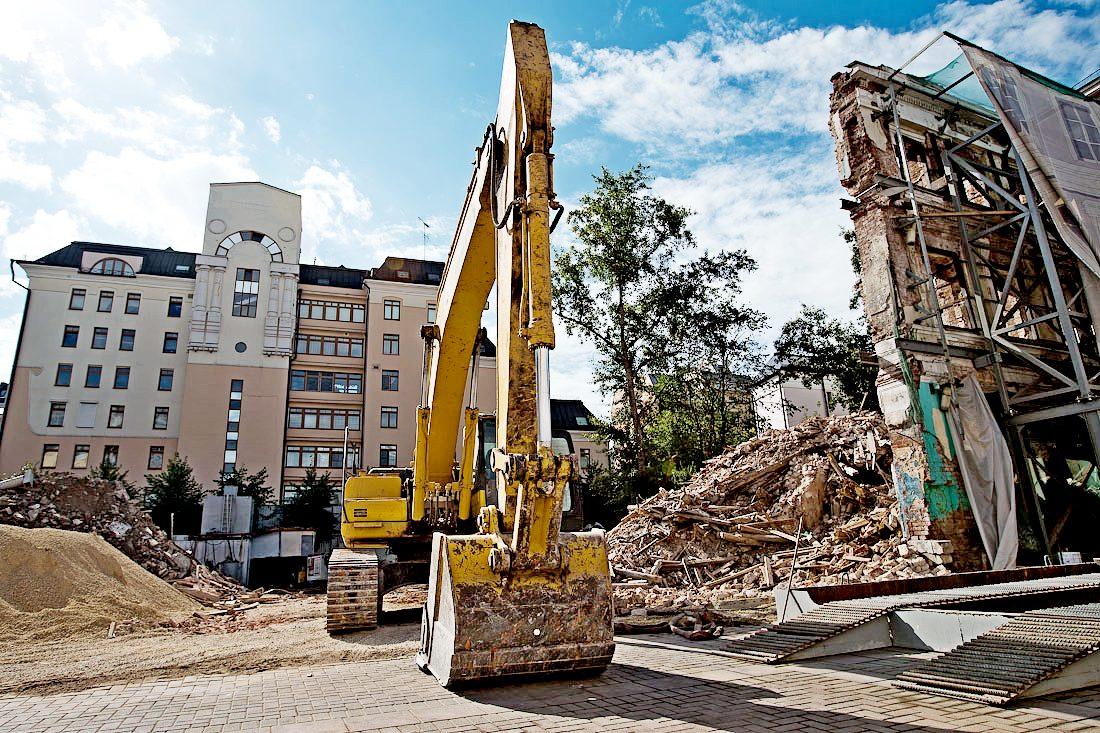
[{"x1": 326, "y1": 548, "x2": 381, "y2": 633}]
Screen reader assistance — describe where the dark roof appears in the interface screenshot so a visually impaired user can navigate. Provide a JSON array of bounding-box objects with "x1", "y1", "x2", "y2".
[
  {"x1": 478, "y1": 339, "x2": 496, "y2": 357},
  {"x1": 370, "y1": 256, "x2": 443, "y2": 286},
  {"x1": 549, "y1": 399, "x2": 596, "y2": 432},
  {"x1": 299, "y1": 264, "x2": 367, "y2": 289},
  {"x1": 29, "y1": 241, "x2": 197, "y2": 279}
]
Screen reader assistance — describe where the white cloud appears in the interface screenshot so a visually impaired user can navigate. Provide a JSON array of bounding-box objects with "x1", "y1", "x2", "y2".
[
  {"x1": 85, "y1": 1, "x2": 180, "y2": 70},
  {"x1": 294, "y1": 163, "x2": 374, "y2": 263},
  {"x1": 0, "y1": 95, "x2": 53, "y2": 190},
  {"x1": 553, "y1": 0, "x2": 1099, "y2": 150},
  {"x1": 2, "y1": 209, "x2": 82, "y2": 262},
  {"x1": 653, "y1": 151, "x2": 856, "y2": 341},
  {"x1": 261, "y1": 116, "x2": 282, "y2": 143},
  {"x1": 62, "y1": 148, "x2": 255, "y2": 247}
]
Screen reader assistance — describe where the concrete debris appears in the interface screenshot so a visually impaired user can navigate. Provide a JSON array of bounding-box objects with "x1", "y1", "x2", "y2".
[
  {"x1": 0, "y1": 472, "x2": 242, "y2": 603},
  {"x1": 608, "y1": 413, "x2": 954, "y2": 616}
]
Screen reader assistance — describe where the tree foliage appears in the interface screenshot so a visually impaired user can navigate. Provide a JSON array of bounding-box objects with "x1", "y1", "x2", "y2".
[
  {"x1": 282, "y1": 467, "x2": 336, "y2": 545},
  {"x1": 143, "y1": 454, "x2": 203, "y2": 535},
  {"x1": 216, "y1": 466, "x2": 273, "y2": 507},
  {"x1": 554, "y1": 164, "x2": 765, "y2": 519},
  {"x1": 773, "y1": 305, "x2": 877, "y2": 411}
]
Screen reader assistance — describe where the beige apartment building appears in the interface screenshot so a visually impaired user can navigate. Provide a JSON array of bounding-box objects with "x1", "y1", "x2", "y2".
[
  {"x1": 0, "y1": 182, "x2": 499, "y2": 500},
  {"x1": 0, "y1": 181, "x2": 605, "y2": 501}
]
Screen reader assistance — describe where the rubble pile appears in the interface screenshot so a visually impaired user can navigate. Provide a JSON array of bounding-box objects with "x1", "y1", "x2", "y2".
[
  {"x1": 608, "y1": 412, "x2": 954, "y2": 615},
  {"x1": 0, "y1": 472, "x2": 194, "y2": 580}
]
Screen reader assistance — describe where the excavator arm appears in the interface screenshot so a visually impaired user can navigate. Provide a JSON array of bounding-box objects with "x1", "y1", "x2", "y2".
[{"x1": 414, "y1": 20, "x2": 615, "y2": 687}]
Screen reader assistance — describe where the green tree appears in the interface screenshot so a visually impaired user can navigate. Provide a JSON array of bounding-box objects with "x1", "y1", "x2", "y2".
[
  {"x1": 282, "y1": 467, "x2": 336, "y2": 545},
  {"x1": 216, "y1": 466, "x2": 273, "y2": 507},
  {"x1": 143, "y1": 454, "x2": 203, "y2": 535},
  {"x1": 773, "y1": 305, "x2": 878, "y2": 411},
  {"x1": 554, "y1": 164, "x2": 764, "y2": 517},
  {"x1": 90, "y1": 458, "x2": 135, "y2": 492}
]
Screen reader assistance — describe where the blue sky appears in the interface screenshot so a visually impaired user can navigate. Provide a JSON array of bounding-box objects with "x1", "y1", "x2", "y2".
[{"x1": 1, "y1": 0, "x2": 1097, "y2": 414}]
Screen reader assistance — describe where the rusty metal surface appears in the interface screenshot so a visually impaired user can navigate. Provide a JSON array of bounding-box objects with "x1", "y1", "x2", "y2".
[
  {"x1": 895, "y1": 602, "x2": 1100, "y2": 704},
  {"x1": 728, "y1": 572, "x2": 1100, "y2": 663}
]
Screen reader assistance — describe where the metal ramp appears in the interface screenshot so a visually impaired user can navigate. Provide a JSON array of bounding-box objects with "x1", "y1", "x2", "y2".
[
  {"x1": 728, "y1": 573, "x2": 1100, "y2": 663},
  {"x1": 725, "y1": 601, "x2": 892, "y2": 663},
  {"x1": 895, "y1": 603, "x2": 1100, "y2": 705}
]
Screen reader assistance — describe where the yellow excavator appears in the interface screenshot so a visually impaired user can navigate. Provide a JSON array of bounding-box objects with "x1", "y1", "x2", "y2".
[{"x1": 326, "y1": 20, "x2": 615, "y2": 687}]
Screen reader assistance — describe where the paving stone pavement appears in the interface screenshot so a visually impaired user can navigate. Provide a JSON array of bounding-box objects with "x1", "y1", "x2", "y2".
[{"x1": 4, "y1": 633, "x2": 1100, "y2": 732}]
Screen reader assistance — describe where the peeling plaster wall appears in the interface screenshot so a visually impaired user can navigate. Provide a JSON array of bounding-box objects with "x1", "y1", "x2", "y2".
[{"x1": 830, "y1": 66, "x2": 990, "y2": 570}]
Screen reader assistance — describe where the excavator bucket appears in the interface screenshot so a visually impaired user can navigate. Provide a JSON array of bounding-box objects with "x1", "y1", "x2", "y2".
[{"x1": 416, "y1": 530, "x2": 616, "y2": 687}]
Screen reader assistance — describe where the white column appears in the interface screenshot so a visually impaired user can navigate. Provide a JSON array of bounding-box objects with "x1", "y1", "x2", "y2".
[{"x1": 189, "y1": 264, "x2": 210, "y2": 349}]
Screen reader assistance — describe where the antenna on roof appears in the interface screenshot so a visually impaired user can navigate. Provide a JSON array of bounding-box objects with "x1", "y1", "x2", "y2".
[{"x1": 417, "y1": 217, "x2": 430, "y2": 261}]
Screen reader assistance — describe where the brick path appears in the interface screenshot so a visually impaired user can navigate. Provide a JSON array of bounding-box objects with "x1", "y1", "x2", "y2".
[{"x1": 3, "y1": 633, "x2": 1100, "y2": 732}]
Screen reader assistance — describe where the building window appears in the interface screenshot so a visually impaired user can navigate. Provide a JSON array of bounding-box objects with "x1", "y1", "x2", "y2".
[
  {"x1": 298, "y1": 299, "x2": 365, "y2": 323},
  {"x1": 295, "y1": 335, "x2": 364, "y2": 357},
  {"x1": 85, "y1": 365, "x2": 102, "y2": 388},
  {"x1": 285, "y1": 444, "x2": 358, "y2": 469},
  {"x1": 153, "y1": 406, "x2": 169, "y2": 430},
  {"x1": 1061, "y1": 101, "x2": 1100, "y2": 162},
  {"x1": 91, "y1": 327, "x2": 107, "y2": 349},
  {"x1": 427, "y1": 303, "x2": 436, "y2": 324},
  {"x1": 90, "y1": 258, "x2": 134, "y2": 277},
  {"x1": 167, "y1": 296, "x2": 183, "y2": 317},
  {"x1": 72, "y1": 444, "x2": 90, "y2": 469},
  {"x1": 55, "y1": 364, "x2": 72, "y2": 387},
  {"x1": 289, "y1": 370, "x2": 362, "y2": 394},
  {"x1": 76, "y1": 402, "x2": 96, "y2": 428},
  {"x1": 232, "y1": 268, "x2": 260, "y2": 318},
  {"x1": 383, "y1": 299, "x2": 401, "y2": 320},
  {"x1": 287, "y1": 407, "x2": 362, "y2": 431},
  {"x1": 216, "y1": 230, "x2": 283, "y2": 261},
  {"x1": 379, "y1": 444, "x2": 398, "y2": 467},
  {"x1": 223, "y1": 380, "x2": 244, "y2": 475},
  {"x1": 114, "y1": 367, "x2": 130, "y2": 389},
  {"x1": 47, "y1": 402, "x2": 66, "y2": 427},
  {"x1": 62, "y1": 325, "x2": 79, "y2": 348},
  {"x1": 163, "y1": 332, "x2": 178, "y2": 353},
  {"x1": 41, "y1": 444, "x2": 59, "y2": 469},
  {"x1": 119, "y1": 329, "x2": 135, "y2": 351},
  {"x1": 97, "y1": 291, "x2": 114, "y2": 312},
  {"x1": 158, "y1": 368, "x2": 174, "y2": 391},
  {"x1": 576, "y1": 415, "x2": 589, "y2": 426},
  {"x1": 148, "y1": 446, "x2": 164, "y2": 470},
  {"x1": 382, "y1": 334, "x2": 399, "y2": 355},
  {"x1": 103, "y1": 445, "x2": 119, "y2": 466},
  {"x1": 125, "y1": 293, "x2": 141, "y2": 314},
  {"x1": 380, "y1": 406, "x2": 398, "y2": 429},
  {"x1": 580, "y1": 448, "x2": 592, "y2": 470},
  {"x1": 108, "y1": 405, "x2": 125, "y2": 429},
  {"x1": 69, "y1": 288, "x2": 86, "y2": 310},
  {"x1": 381, "y1": 369, "x2": 399, "y2": 391}
]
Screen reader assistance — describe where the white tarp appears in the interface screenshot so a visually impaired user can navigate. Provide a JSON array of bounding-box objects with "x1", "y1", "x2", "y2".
[
  {"x1": 948, "y1": 373, "x2": 1018, "y2": 570},
  {"x1": 961, "y1": 41, "x2": 1100, "y2": 277}
]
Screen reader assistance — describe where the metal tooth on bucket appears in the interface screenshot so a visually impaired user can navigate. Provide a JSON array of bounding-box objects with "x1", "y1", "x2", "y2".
[{"x1": 416, "y1": 531, "x2": 616, "y2": 687}]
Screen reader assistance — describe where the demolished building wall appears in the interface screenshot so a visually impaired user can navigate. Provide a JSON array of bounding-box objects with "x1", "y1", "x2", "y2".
[{"x1": 828, "y1": 54, "x2": 1100, "y2": 569}]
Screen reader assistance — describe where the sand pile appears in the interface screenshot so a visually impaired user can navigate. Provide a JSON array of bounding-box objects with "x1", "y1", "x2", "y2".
[
  {"x1": 0, "y1": 524, "x2": 198, "y2": 642},
  {"x1": 0, "y1": 473, "x2": 192, "y2": 579},
  {"x1": 608, "y1": 412, "x2": 954, "y2": 615}
]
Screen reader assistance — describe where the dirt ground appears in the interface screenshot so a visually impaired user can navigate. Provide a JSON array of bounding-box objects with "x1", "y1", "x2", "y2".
[{"x1": 1, "y1": 590, "x2": 427, "y2": 696}]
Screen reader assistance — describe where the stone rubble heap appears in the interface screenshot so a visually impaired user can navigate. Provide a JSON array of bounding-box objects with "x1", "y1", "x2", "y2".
[
  {"x1": 608, "y1": 413, "x2": 954, "y2": 615},
  {"x1": 0, "y1": 472, "x2": 246, "y2": 605},
  {"x1": 0, "y1": 472, "x2": 194, "y2": 579}
]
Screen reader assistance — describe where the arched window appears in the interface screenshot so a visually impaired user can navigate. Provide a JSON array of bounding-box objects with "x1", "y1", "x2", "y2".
[
  {"x1": 89, "y1": 258, "x2": 135, "y2": 276},
  {"x1": 216, "y1": 230, "x2": 283, "y2": 262}
]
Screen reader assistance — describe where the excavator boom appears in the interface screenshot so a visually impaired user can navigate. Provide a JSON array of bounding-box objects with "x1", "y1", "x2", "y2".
[{"x1": 414, "y1": 20, "x2": 615, "y2": 687}]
